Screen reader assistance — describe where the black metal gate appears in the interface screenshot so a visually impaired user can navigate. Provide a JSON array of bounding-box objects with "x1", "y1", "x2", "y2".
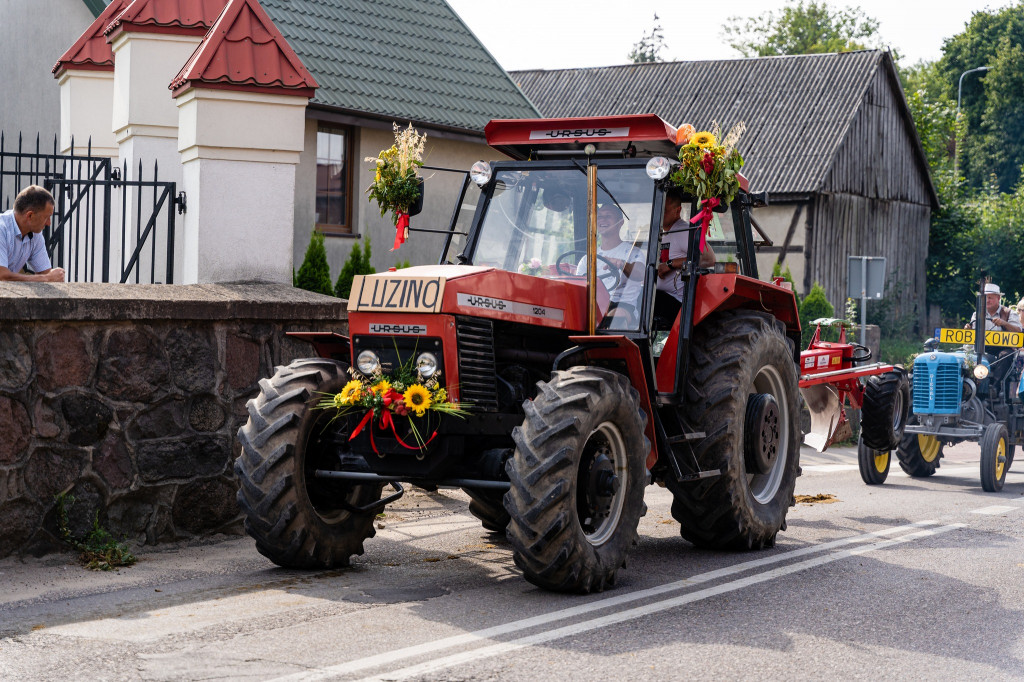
[{"x1": 0, "y1": 133, "x2": 184, "y2": 283}]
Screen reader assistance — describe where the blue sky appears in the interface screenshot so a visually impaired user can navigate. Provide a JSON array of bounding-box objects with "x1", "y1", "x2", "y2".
[{"x1": 446, "y1": 0, "x2": 1013, "y2": 71}]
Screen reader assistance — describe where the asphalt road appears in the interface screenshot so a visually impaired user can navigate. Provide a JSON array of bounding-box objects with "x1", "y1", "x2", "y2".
[{"x1": 2, "y1": 442, "x2": 1023, "y2": 681}]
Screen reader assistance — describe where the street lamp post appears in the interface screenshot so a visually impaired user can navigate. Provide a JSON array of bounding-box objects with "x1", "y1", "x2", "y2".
[
  {"x1": 957, "y1": 65, "x2": 991, "y2": 116},
  {"x1": 955, "y1": 66, "x2": 991, "y2": 176}
]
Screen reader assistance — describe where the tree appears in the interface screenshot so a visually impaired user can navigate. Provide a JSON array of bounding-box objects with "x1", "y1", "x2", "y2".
[
  {"x1": 722, "y1": 1, "x2": 881, "y2": 58},
  {"x1": 937, "y1": 4, "x2": 1024, "y2": 191},
  {"x1": 334, "y1": 235, "x2": 375, "y2": 299},
  {"x1": 628, "y1": 14, "x2": 667, "y2": 63},
  {"x1": 295, "y1": 230, "x2": 334, "y2": 296},
  {"x1": 800, "y1": 282, "x2": 835, "y2": 348}
]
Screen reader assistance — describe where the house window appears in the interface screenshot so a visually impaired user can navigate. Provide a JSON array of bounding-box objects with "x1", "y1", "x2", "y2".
[{"x1": 315, "y1": 125, "x2": 353, "y2": 235}]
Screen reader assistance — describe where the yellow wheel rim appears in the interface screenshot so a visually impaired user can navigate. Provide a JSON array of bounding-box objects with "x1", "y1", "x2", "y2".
[
  {"x1": 996, "y1": 439, "x2": 1006, "y2": 480},
  {"x1": 918, "y1": 435, "x2": 940, "y2": 462},
  {"x1": 873, "y1": 450, "x2": 889, "y2": 474}
]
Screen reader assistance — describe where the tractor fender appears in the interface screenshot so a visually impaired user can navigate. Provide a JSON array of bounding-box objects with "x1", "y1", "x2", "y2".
[
  {"x1": 286, "y1": 331, "x2": 351, "y2": 362},
  {"x1": 564, "y1": 335, "x2": 659, "y2": 470},
  {"x1": 693, "y1": 274, "x2": 801, "y2": 359}
]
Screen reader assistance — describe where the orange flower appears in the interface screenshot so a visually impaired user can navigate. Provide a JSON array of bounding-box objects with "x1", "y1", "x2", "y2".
[{"x1": 676, "y1": 123, "x2": 696, "y2": 145}]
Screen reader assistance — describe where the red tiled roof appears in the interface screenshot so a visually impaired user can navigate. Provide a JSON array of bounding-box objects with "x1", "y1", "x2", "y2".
[
  {"x1": 52, "y1": 0, "x2": 133, "y2": 75},
  {"x1": 170, "y1": 0, "x2": 318, "y2": 98},
  {"x1": 104, "y1": 0, "x2": 229, "y2": 38}
]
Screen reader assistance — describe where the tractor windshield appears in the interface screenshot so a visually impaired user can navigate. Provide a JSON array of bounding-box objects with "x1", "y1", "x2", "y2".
[{"x1": 463, "y1": 165, "x2": 657, "y2": 330}]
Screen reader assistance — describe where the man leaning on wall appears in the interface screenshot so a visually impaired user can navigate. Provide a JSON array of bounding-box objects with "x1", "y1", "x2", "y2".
[{"x1": 0, "y1": 185, "x2": 65, "y2": 282}]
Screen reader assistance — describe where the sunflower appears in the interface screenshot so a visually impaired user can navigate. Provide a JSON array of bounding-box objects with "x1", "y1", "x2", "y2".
[
  {"x1": 338, "y1": 380, "x2": 364, "y2": 405},
  {"x1": 371, "y1": 379, "x2": 392, "y2": 396},
  {"x1": 403, "y1": 384, "x2": 432, "y2": 417},
  {"x1": 691, "y1": 131, "x2": 717, "y2": 149}
]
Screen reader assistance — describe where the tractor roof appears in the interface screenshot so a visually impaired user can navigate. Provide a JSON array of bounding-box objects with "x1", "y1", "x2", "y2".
[{"x1": 484, "y1": 114, "x2": 679, "y2": 160}]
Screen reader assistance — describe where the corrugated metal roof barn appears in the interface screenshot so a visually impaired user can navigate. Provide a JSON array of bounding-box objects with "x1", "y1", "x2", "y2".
[{"x1": 513, "y1": 51, "x2": 936, "y2": 330}]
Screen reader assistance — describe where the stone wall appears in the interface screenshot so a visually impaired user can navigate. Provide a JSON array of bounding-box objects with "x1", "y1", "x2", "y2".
[{"x1": 0, "y1": 283, "x2": 346, "y2": 558}]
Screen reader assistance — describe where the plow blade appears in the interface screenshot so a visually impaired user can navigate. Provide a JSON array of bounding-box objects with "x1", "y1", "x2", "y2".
[{"x1": 801, "y1": 383, "x2": 851, "y2": 452}]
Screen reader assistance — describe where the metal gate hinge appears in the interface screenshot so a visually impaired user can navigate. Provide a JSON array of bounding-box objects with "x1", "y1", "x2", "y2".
[{"x1": 175, "y1": 191, "x2": 187, "y2": 214}]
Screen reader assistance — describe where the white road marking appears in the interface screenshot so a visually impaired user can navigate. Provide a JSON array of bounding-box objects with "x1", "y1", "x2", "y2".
[
  {"x1": 270, "y1": 520, "x2": 940, "y2": 682},
  {"x1": 355, "y1": 524, "x2": 964, "y2": 682},
  {"x1": 970, "y1": 505, "x2": 1019, "y2": 515},
  {"x1": 801, "y1": 464, "x2": 857, "y2": 473}
]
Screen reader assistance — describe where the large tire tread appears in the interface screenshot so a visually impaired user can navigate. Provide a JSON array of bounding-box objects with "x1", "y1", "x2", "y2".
[{"x1": 860, "y1": 371, "x2": 910, "y2": 451}]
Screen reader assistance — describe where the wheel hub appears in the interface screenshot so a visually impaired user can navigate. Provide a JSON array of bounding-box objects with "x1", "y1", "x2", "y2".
[
  {"x1": 579, "y1": 449, "x2": 618, "y2": 533},
  {"x1": 745, "y1": 393, "x2": 780, "y2": 475}
]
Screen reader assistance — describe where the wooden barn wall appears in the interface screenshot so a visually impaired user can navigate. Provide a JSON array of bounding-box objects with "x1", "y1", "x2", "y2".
[
  {"x1": 822, "y1": 66, "x2": 934, "y2": 205},
  {"x1": 808, "y1": 193, "x2": 930, "y2": 332}
]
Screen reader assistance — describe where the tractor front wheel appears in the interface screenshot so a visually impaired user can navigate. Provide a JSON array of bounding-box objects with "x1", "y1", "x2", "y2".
[
  {"x1": 896, "y1": 425, "x2": 942, "y2": 477},
  {"x1": 669, "y1": 310, "x2": 800, "y2": 550},
  {"x1": 504, "y1": 367, "x2": 648, "y2": 593},
  {"x1": 235, "y1": 358, "x2": 384, "y2": 568},
  {"x1": 980, "y1": 423, "x2": 1010, "y2": 492},
  {"x1": 860, "y1": 371, "x2": 910, "y2": 451},
  {"x1": 858, "y1": 437, "x2": 890, "y2": 485},
  {"x1": 464, "y1": 487, "x2": 510, "y2": 533}
]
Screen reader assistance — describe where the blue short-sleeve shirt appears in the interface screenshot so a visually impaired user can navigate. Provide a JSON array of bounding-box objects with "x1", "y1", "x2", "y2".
[{"x1": 0, "y1": 210, "x2": 51, "y2": 274}]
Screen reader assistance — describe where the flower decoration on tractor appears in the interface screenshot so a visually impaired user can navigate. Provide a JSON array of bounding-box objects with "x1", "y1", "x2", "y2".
[
  {"x1": 318, "y1": 353, "x2": 468, "y2": 452},
  {"x1": 668, "y1": 121, "x2": 746, "y2": 253},
  {"x1": 365, "y1": 123, "x2": 427, "y2": 251}
]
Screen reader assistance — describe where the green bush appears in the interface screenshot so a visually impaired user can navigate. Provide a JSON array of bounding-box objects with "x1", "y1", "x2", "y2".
[
  {"x1": 335, "y1": 235, "x2": 376, "y2": 299},
  {"x1": 800, "y1": 281, "x2": 836, "y2": 348},
  {"x1": 771, "y1": 262, "x2": 800, "y2": 316},
  {"x1": 394, "y1": 259, "x2": 412, "y2": 270},
  {"x1": 295, "y1": 230, "x2": 334, "y2": 296}
]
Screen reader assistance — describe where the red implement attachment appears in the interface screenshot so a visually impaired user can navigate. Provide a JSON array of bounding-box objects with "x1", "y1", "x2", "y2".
[{"x1": 798, "y1": 323, "x2": 894, "y2": 451}]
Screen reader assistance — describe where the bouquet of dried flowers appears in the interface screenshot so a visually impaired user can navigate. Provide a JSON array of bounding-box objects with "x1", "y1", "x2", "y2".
[
  {"x1": 669, "y1": 122, "x2": 745, "y2": 253},
  {"x1": 317, "y1": 352, "x2": 468, "y2": 451},
  {"x1": 365, "y1": 123, "x2": 427, "y2": 250}
]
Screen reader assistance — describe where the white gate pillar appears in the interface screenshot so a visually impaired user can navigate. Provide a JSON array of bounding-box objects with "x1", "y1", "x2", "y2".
[{"x1": 172, "y1": 0, "x2": 317, "y2": 284}]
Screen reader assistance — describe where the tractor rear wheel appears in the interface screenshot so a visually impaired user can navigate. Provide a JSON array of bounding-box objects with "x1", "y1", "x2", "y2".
[
  {"x1": 668, "y1": 310, "x2": 800, "y2": 550},
  {"x1": 464, "y1": 488, "x2": 510, "y2": 533},
  {"x1": 505, "y1": 367, "x2": 648, "y2": 593},
  {"x1": 980, "y1": 423, "x2": 1009, "y2": 492},
  {"x1": 860, "y1": 371, "x2": 910, "y2": 451},
  {"x1": 896, "y1": 425, "x2": 942, "y2": 477},
  {"x1": 857, "y1": 437, "x2": 890, "y2": 485},
  {"x1": 235, "y1": 358, "x2": 383, "y2": 568}
]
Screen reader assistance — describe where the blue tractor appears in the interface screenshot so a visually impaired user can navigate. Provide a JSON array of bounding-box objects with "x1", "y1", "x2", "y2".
[{"x1": 861, "y1": 282, "x2": 1021, "y2": 491}]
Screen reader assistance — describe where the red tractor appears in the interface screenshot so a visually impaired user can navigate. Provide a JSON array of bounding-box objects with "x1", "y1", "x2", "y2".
[{"x1": 236, "y1": 115, "x2": 806, "y2": 593}]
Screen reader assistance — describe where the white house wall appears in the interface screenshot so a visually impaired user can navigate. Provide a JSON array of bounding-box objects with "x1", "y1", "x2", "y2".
[
  {"x1": 0, "y1": 0, "x2": 95, "y2": 139},
  {"x1": 293, "y1": 119, "x2": 504, "y2": 280}
]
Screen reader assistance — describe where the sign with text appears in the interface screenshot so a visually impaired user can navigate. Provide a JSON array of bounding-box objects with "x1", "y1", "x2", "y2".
[
  {"x1": 938, "y1": 327, "x2": 1024, "y2": 348},
  {"x1": 348, "y1": 275, "x2": 446, "y2": 313}
]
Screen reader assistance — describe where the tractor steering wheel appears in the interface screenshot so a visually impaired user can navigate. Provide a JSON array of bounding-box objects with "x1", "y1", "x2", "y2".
[
  {"x1": 851, "y1": 343, "x2": 872, "y2": 363},
  {"x1": 553, "y1": 250, "x2": 624, "y2": 292}
]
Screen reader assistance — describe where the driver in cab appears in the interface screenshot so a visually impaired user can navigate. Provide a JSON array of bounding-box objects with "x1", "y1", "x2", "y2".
[
  {"x1": 576, "y1": 203, "x2": 645, "y2": 323},
  {"x1": 966, "y1": 283, "x2": 1021, "y2": 333}
]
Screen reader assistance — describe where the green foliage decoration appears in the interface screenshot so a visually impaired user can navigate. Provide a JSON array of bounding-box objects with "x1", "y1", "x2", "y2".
[
  {"x1": 335, "y1": 235, "x2": 376, "y2": 299},
  {"x1": 295, "y1": 230, "x2": 334, "y2": 296}
]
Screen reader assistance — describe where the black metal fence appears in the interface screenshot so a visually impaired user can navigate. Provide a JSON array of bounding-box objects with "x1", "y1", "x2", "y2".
[{"x1": 0, "y1": 133, "x2": 184, "y2": 283}]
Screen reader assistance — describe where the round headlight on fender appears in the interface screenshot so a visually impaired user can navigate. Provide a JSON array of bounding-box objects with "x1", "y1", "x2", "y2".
[
  {"x1": 356, "y1": 350, "x2": 380, "y2": 375},
  {"x1": 646, "y1": 156, "x2": 673, "y2": 180},
  {"x1": 470, "y1": 160, "x2": 492, "y2": 187},
  {"x1": 973, "y1": 364, "x2": 989, "y2": 380},
  {"x1": 416, "y1": 352, "x2": 439, "y2": 378}
]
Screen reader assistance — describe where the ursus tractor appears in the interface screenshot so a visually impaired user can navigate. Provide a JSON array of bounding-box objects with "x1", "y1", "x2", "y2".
[{"x1": 236, "y1": 115, "x2": 806, "y2": 593}]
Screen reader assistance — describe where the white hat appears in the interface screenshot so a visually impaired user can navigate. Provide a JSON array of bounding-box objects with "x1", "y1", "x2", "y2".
[{"x1": 985, "y1": 283, "x2": 1001, "y2": 295}]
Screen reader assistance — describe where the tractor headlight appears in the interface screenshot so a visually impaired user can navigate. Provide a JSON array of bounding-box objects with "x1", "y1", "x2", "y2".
[
  {"x1": 470, "y1": 160, "x2": 492, "y2": 187},
  {"x1": 646, "y1": 156, "x2": 672, "y2": 180},
  {"x1": 356, "y1": 350, "x2": 380, "y2": 375},
  {"x1": 416, "y1": 352, "x2": 439, "y2": 378},
  {"x1": 973, "y1": 364, "x2": 989, "y2": 380}
]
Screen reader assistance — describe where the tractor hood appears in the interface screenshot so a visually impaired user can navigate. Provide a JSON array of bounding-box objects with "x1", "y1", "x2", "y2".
[{"x1": 347, "y1": 265, "x2": 597, "y2": 330}]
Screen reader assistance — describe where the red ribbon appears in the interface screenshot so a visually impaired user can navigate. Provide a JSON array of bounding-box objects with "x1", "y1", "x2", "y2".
[
  {"x1": 392, "y1": 212, "x2": 409, "y2": 251},
  {"x1": 348, "y1": 406, "x2": 438, "y2": 454},
  {"x1": 689, "y1": 197, "x2": 721, "y2": 253}
]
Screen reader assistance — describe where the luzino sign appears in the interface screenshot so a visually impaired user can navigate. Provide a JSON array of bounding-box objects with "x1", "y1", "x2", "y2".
[
  {"x1": 348, "y1": 275, "x2": 446, "y2": 313},
  {"x1": 938, "y1": 327, "x2": 1024, "y2": 348}
]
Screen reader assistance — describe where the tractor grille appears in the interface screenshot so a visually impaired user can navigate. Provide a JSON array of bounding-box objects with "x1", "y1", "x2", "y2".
[
  {"x1": 913, "y1": 355, "x2": 962, "y2": 415},
  {"x1": 456, "y1": 316, "x2": 499, "y2": 411}
]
